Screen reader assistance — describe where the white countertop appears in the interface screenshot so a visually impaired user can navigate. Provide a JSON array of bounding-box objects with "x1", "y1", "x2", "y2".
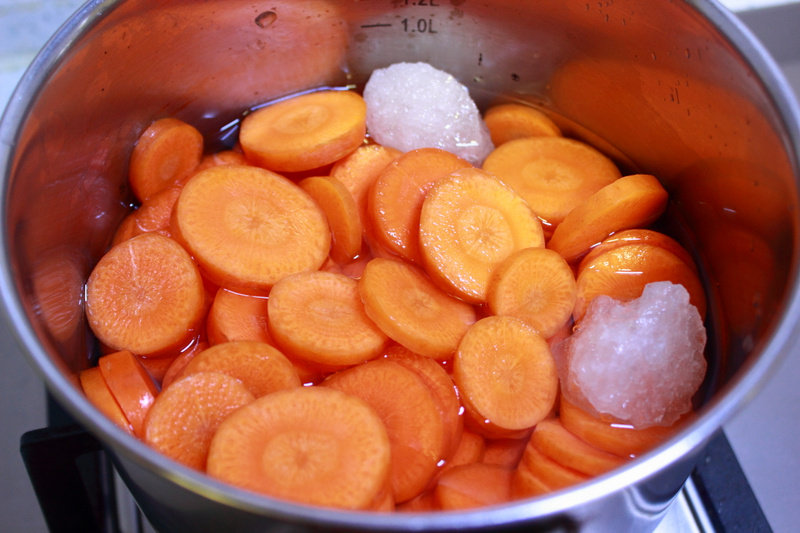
[{"x1": 1, "y1": 1, "x2": 798, "y2": 532}]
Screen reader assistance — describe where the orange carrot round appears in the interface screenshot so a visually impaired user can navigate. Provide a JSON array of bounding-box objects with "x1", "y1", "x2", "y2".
[
  {"x1": 206, "y1": 386, "x2": 391, "y2": 510},
  {"x1": 97, "y1": 350, "x2": 159, "y2": 438},
  {"x1": 434, "y1": 462, "x2": 513, "y2": 510},
  {"x1": 161, "y1": 340, "x2": 208, "y2": 390},
  {"x1": 206, "y1": 288, "x2": 272, "y2": 346},
  {"x1": 143, "y1": 372, "x2": 255, "y2": 470},
  {"x1": 172, "y1": 165, "x2": 330, "y2": 293},
  {"x1": 85, "y1": 233, "x2": 206, "y2": 356},
  {"x1": 516, "y1": 441, "x2": 588, "y2": 492},
  {"x1": 529, "y1": 418, "x2": 626, "y2": 476},
  {"x1": 483, "y1": 103, "x2": 562, "y2": 145},
  {"x1": 419, "y1": 168, "x2": 545, "y2": 303},
  {"x1": 577, "y1": 228, "x2": 698, "y2": 274},
  {"x1": 239, "y1": 90, "x2": 367, "y2": 172},
  {"x1": 358, "y1": 257, "x2": 477, "y2": 360},
  {"x1": 299, "y1": 175, "x2": 364, "y2": 264},
  {"x1": 80, "y1": 366, "x2": 134, "y2": 434}
]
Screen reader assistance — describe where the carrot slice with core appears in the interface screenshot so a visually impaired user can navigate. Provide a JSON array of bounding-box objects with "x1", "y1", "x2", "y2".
[
  {"x1": 454, "y1": 316, "x2": 558, "y2": 438},
  {"x1": 268, "y1": 270, "x2": 388, "y2": 368},
  {"x1": 143, "y1": 372, "x2": 255, "y2": 470},
  {"x1": 206, "y1": 386, "x2": 391, "y2": 510},
  {"x1": 85, "y1": 233, "x2": 206, "y2": 355},
  {"x1": 483, "y1": 103, "x2": 562, "y2": 146},
  {"x1": 299, "y1": 176, "x2": 363, "y2": 264},
  {"x1": 239, "y1": 90, "x2": 367, "y2": 172},
  {"x1": 97, "y1": 350, "x2": 159, "y2": 438},
  {"x1": 487, "y1": 247, "x2": 576, "y2": 338},
  {"x1": 359, "y1": 257, "x2": 477, "y2": 360},
  {"x1": 419, "y1": 168, "x2": 545, "y2": 303},
  {"x1": 172, "y1": 165, "x2": 330, "y2": 293}
]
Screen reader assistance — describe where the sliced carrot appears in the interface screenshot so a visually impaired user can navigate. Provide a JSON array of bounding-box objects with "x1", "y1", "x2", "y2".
[
  {"x1": 573, "y1": 243, "x2": 707, "y2": 321},
  {"x1": 171, "y1": 165, "x2": 330, "y2": 293},
  {"x1": 358, "y1": 257, "x2": 477, "y2": 360},
  {"x1": 85, "y1": 233, "x2": 206, "y2": 356},
  {"x1": 268, "y1": 270, "x2": 388, "y2": 368},
  {"x1": 206, "y1": 288, "x2": 272, "y2": 346},
  {"x1": 161, "y1": 340, "x2": 208, "y2": 390},
  {"x1": 239, "y1": 90, "x2": 367, "y2": 172},
  {"x1": 329, "y1": 142, "x2": 402, "y2": 224},
  {"x1": 434, "y1": 463, "x2": 513, "y2": 511},
  {"x1": 578, "y1": 228, "x2": 698, "y2": 275},
  {"x1": 79, "y1": 366, "x2": 134, "y2": 434},
  {"x1": 178, "y1": 341, "x2": 301, "y2": 398},
  {"x1": 110, "y1": 212, "x2": 140, "y2": 247},
  {"x1": 483, "y1": 103, "x2": 562, "y2": 145},
  {"x1": 97, "y1": 350, "x2": 159, "y2": 438},
  {"x1": 559, "y1": 397, "x2": 680, "y2": 458},
  {"x1": 195, "y1": 149, "x2": 247, "y2": 172},
  {"x1": 482, "y1": 137, "x2": 621, "y2": 234},
  {"x1": 368, "y1": 148, "x2": 472, "y2": 263},
  {"x1": 396, "y1": 490, "x2": 439, "y2": 512},
  {"x1": 486, "y1": 247, "x2": 577, "y2": 338},
  {"x1": 517, "y1": 441, "x2": 588, "y2": 491},
  {"x1": 143, "y1": 372, "x2": 255, "y2": 470},
  {"x1": 481, "y1": 434, "x2": 532, "y2": 469},
  {"x1": 384, "y1": 344, "x2": 464, "y2": 461},
  {"x1": 419, "y1": 168, "x2": 545, "y2": 303},
  {"x1": 129, "y1": 117, "x2": 203, "y2": 202},
  {"x1": 454, "y1": 316, "x2": 558, "y2": 438},
  {"x1": 547, "y1": 174, "x2": 668, "y2": 263},
  {"x1": 510, "y1": 463, "x2": 551, "y2": 500},
  {"x1": 299, "y1": 175, "x2": 363, "y2": 264},
  {"x1": 442, "y1": 429, "x2": 486, "y2": 473},
  {"x1": 323, "y1": 359, "x2": 447, "y2": 503},
  {"x1": 112, "y1": 187, "x2": 184, "y2": 246},
  {"x1": 529, "y1": 418, "x2": 627, "y2": 476},
  {"x1": 137, "y1": 353, "x2": 176, "y2": 385},
  {"x1": 207, "y1": 386, "x2": 391, "y2": 510}
]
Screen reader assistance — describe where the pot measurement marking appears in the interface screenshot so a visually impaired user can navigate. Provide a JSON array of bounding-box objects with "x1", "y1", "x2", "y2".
[{"x1": 360, "y1": 0, "x2": 442, "y2": 34}]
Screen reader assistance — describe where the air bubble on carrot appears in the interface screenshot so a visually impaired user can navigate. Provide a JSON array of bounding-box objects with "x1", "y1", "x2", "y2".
[
  {"x1": 172, "y1": 165, "x2": 330, "y2": 293},
  {"x1": 454, "y1": 316, "x2": 558, "y2": 438},
  {"x1": 97, "y1": 350, "x2": 159, "y2": 438},
  {"x1": 547, "y1": 174, "x2": 668, "y2": 263},
  {"x1": 434, "y1": 462, "x2": 513, "y2": 511},
  {"x1": 178, "y1": 341, "x2": 300, "y2": 398},
  {"x1": 129, "y1": 117, "x2": 204, "y2": 202},
  {"x1": 85, "y1": 233, "x2": 206, "y2": 356},
  {"x1": 529, "y1": 418, "x2": 626, "y2": 476},
  {"x1": 419, "y1": 168, "x2": 545, "y2": 303},
  {"x1": 483, "y1": 103, "x2": 562, "y2": 146},
  {"x1": 482, "y1": 137, "x2": 621, "y2": 234},
  {"x1": 206, "y1": 288, "x2": 272, "y2": 346},
  {"x1": 330, "y1": 142, "x2": 402, "y2": 223},
  {"x1": 206, "y1": 386, "x2": 392, "y2": 510},
  {"x1": 323, "y1": 359, "x2": 447, "y2": 503},
  {"x1": 239, "y1": 90, "x2": 367, "y2": 172},
  {"x1": 143, "y1": 372, "x2": 255, "y2": 470},
  {"x1": 268, "y1": 270, "x2": 388, "y2": 368},
  {"x1": 162, "y1": 340, "x2": 208, "y2": 390},
  {"x1": 368, "y1": 148, "x2": 472, "y2": 264},
  {"x1": 358, "y1": 257, "x2": 477, "y2": 360},
  {"x1": 486, "y1": 247, "x2": 577, "y2": 338},
  {"x1": 299, "y1": 175, "x2": 364, "y2": 264},
  {"x1": 79, "y1": 366, "x2": 134, "y2": 434}
]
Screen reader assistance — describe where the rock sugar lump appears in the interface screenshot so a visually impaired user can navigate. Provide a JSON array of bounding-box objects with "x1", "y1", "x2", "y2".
[
  {"x1": 363, "y1": 62, "x2": 494, "y2": 165},
  {"x1": 560, "y1": 281, "x2": 707, "y2": 428}
]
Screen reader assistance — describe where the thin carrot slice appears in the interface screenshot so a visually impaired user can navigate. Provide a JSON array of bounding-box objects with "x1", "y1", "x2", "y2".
[
  {"x1": 129, "y1": 117, "x2": 204, "y2": 202},
  {"x1": 578, "y1": 228, "x2": 698, "y2": 275},
  {"x1": 434, "y1": 463, "x2": 513, "y2": 511},
  {"x1": 172, "y1": 165, "x2": 330, "y2": 293},
  {"x1": 510, "y1": 463, "x2": 551, "y2": 500},
  {"x1": 486, "y1": 247, "x2": 577, "y2": 338},
  {"x1": 358, "y1": 257, "x2": 477, "y2": 360},
  {"x1": 79, "y1": 366, "x2": 134, "y2": 434},
  {"x1": 559, "y1": 397, "x2": 681, "y2": 458},
  {"x1": 419, "y1": 168, "x2": 545, "y2": 303},
  {"x1": 206, "y1": 288, "x2": 272, "y2": 346},
  {"x1": 268, "y1": 270, "x2": 388, "y2": 368},
  {"x1": 143, "y1": 372, "x2": 255, "y2": 470},
  {"x1": 368, "y1": 148, "x2": 472, "y2": 263},
  {"x1": 483, "y1": 103, "x2": 562, "y2": 146},
  {"x1": 384, "y1": 344, "x2": 464, "y2": 461},
  {"x1": 97, "y1": 350, "x2": 159, "y2": 438},
  {"x1": 323, "y1": 359, "x2": 447, "y2": 503},
  {"x1": 162, "y1": 340, "x2": 208, "y2": 390},
  {"x1": 195, "y1": 149, "x2": 247, "y2": 172},
  {"x1": 517, "y1": 441, "x2": 588, "y2": 491},
  {"x1": 482, "y1": 137, "x2": 621, "y2": 234},
  {"x1": 573, "y1": 243, "x2": 707, "y2": 321},
  {"x1": 178, "y1": 341, "x2": 301, "y2": 398},
  {"x1": 530, "y1": 418, "x2": 627, "y2": 476},
  {"x1": 85, "y1": 233, "x2": 206, "y2": 356},
  {"x1": 481, "y1": 435, "x2": 532, "y2": 469},
  {"x1": 239, "y1": 90, "x2": 367, "y2": 172},
  {"x1": 454, "y1": 316, "x2": 558, "y2": 438},
  {"x1": 299, "y1": 176, "x2": 363, "y2": 264},
  {"x1": 206, "y1": 386, "x2": 391, "y2": 510},
  {"x1": 547, "y1": 174, "x2": 668, "y2": 263}
]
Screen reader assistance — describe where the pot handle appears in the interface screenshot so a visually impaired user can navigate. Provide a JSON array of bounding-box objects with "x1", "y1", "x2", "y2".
[{"x1": 20, "y1": 424, "x2": 116, "y2": 533}]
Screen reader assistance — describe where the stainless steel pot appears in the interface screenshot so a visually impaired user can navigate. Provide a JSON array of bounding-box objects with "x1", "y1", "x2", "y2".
[{"x1": 2, "y1": 0, "x2": 799, "y2": 531}]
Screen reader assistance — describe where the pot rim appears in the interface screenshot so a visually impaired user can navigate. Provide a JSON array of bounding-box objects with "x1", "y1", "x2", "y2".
[{"x1": 2, "y1": 0, "x2": 800, "y2": 529}]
